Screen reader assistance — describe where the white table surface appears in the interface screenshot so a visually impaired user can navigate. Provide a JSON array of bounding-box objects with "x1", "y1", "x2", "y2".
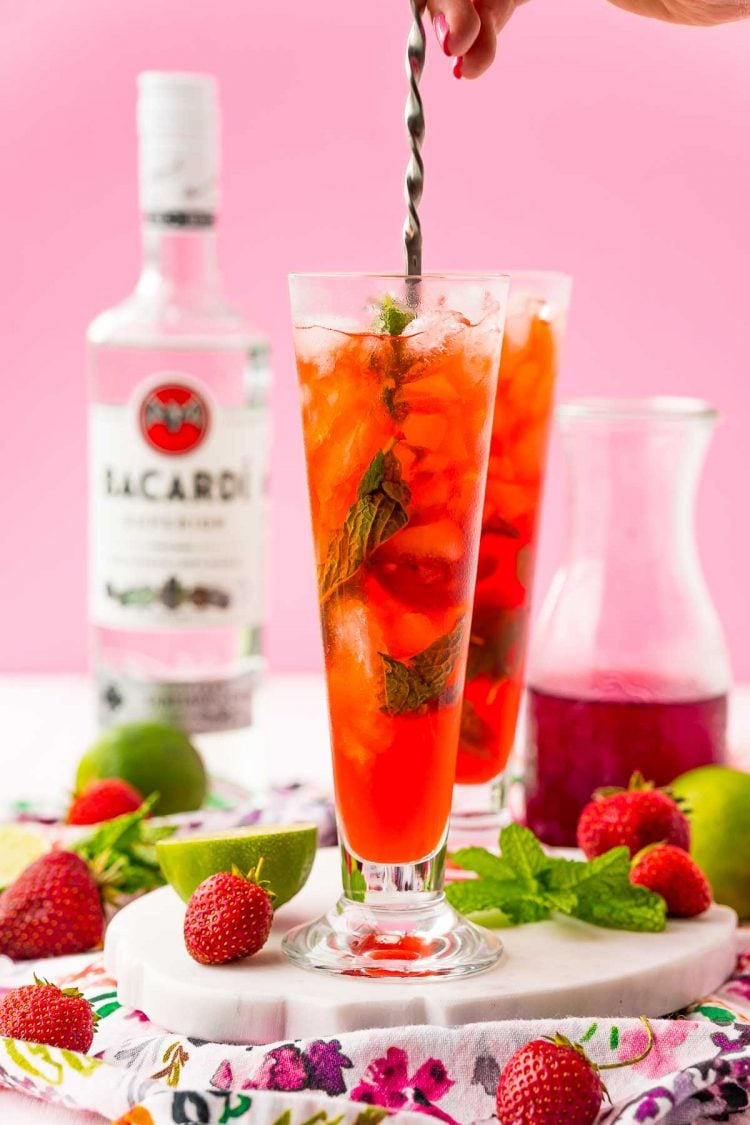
[{"x1": 1, "y1": 674, "x2": 749, "y2": 1123}]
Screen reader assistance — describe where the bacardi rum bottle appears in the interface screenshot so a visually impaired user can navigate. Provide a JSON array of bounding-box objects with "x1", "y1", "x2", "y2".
[{"x1": 88, "y1": 73, "x2": 269, "y2": 771}]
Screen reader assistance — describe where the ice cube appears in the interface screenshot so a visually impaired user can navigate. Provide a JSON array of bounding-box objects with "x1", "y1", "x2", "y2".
[
  {"x1": 401, "y1": 307, "x2": 470, "y2": 346},
  {"x1": 293, "y1": 318, "x2": 360, "y2": 375}
]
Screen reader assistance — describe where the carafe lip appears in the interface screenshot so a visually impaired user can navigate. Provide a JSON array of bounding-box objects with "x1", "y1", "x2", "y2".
[{"x1": 558, "y1": 396, "x2": 718, "y2": 423}]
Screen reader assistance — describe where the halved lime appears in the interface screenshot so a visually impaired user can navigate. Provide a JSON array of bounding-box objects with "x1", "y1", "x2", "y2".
[
  {"x1": 156, "y1": 822, "x2": 318, "y2": 907},
  {"x1": 0, "y1": 825, "x2": 50, "y2": 889}
]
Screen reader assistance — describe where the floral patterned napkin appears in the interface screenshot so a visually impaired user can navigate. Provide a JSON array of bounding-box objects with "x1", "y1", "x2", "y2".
[
  {"x1": 1, "y1": 948, "x2": 750, "y2": 1124},
  {"x1": 3, "y1": 786, "x2": 750, "y2": 1122},
  {"x1": 7, "y1": 780, "x2": 338, "y2": 848}
]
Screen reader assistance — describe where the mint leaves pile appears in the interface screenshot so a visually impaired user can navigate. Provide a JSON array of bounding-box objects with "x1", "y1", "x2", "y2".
[
  {"x1": 72, "y1": 795, "x2": 174, "y2": 904},
  {"x1": 447, "y1": 824, "x2": 666, "y2": 933}
]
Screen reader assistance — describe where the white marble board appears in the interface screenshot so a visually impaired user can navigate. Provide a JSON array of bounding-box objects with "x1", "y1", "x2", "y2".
[{"x1": 105, "y1": 846, "x2": 737, "y2": 1045}]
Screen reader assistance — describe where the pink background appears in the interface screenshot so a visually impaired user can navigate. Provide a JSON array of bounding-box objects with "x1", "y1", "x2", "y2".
[{"x1": 1, "y1": 0, "x2": 748, "y2": 676}]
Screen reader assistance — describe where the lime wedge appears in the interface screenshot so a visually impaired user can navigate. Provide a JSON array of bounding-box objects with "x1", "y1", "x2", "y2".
[
  {"x1": 156, "y1": 822, "x2": 318, "y2": 907},
  {"x1": 0, "y1": 825, "x2": 50, "y2": 889}
]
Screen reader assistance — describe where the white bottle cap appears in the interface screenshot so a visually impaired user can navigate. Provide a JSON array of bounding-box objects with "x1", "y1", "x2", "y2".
[{"x1": 137, "y1": 71, "x2": 220, "y2": 218}]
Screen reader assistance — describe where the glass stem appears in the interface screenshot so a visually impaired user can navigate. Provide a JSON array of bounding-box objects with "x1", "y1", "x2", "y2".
[{"x1": 340, "y1": 835, "x2": 447, "y2": 905}]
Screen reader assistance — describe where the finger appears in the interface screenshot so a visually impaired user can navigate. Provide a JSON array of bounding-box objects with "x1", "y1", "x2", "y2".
[
  {"x1": 460, "y1": 6, "x2": 498, "y2": 78},
  {"x1": 486, "y1": 0, "x2": 521, "y2": 33},
  {"x1": 427, "y1": 0, "x2": 482, "y2": 58}
]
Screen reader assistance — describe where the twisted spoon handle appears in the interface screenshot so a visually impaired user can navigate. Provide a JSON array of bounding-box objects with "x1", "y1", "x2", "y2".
[{"x1": 404, "y1": 0, "x2": 427, "y2": 277}]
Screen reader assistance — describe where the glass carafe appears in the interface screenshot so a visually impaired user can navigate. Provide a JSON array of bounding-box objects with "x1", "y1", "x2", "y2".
[{"x1": 524, "y1": 397, "x2": 730, "y2": 847}]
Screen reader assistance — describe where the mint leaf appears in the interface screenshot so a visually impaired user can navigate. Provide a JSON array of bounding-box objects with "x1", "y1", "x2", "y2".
[
  {"x1": 380, "y1": 618, "x2": 463, "y2": 715},
  {"x1": 458, "y1": 699, "x2": 494, "y2": 759},
  {"x1": 446, "y1": 875, "x2": 553, "y2": 925},
  {"x1": 499, "y1": 824, "x2": 550, "y2": 889},
  {"x1": 377, "y1": 295, "x2": 416, "y2": 337},
  {"x1": 72, "y1": 795, "x2": 175, "y2": 904},
  {"x1": 72, "y1": 794, "x2": 159, "y2": 859},
  {"x1": 382, "y1": 382, "x2": 409, "y2": 422},
  {"x1": 343, "y1": 865, "x2": 367, "y2": 905},
  {"x1": 319, "y1": 449, "x2": 410, "y2": 600},
  {"x1": 465, "y1": 907, "x2": 514, "y2": 929},
  {"x1": 543, "y1": 847, "x2": 666, "y2": 932},
  {"x1": 466, "y1": 608, "x2": 523, "y2": 683},
  {"x1": 575, "y1": 882, "x2": 666, "y2": 932},
  {"x1": 539, "y1": 889, "x2": 579, "y2": 916},
  {"x1": 544, "y1": 847, "x2": 629, "y2": 893},
  {"x1": 542, "y1": 856, "x2": 590, "y2": 891},
  {"x1": 449, "y1": 847, "x2": 515, "y2": 881},
  {"x1": 508, "y1": 897, "x2": 553, "y2": 924},
  {"x1": 446, "y1": 878, "x2": 518, "y2": 915}
]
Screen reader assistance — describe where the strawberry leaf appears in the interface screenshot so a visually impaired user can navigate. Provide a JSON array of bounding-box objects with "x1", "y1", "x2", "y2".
[
  {"x1": 319, "y1": 449, "x2": 410, "y2": 600},
  {"x1": 380, "y1": 618, "x2": 464, "y2": 715}
]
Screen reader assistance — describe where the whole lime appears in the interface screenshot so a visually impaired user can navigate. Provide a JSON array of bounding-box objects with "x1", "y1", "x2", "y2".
[
  {"x1": 671, "y1": 765, "x2": 750, "y2": 918},
  {"x1": 76, "y1": 723, "x2": 207, "y2": 816}
]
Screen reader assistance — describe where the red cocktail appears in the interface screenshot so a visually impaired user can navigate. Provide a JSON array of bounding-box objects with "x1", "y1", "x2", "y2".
[
  {"x1": 453, "y1": 274, "x2": 571, "y2": 833},
  {"x1": 284, "y1": 273, "x2": 508, "y2": 978}
]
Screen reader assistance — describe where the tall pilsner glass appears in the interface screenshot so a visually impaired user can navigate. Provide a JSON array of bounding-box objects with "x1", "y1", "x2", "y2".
[
  {"x1": 451, "y1": 273, "x2": 571, "y2": 845},
  {"x1": 284, "y1": 273, "x2": 509, "y2": 978}
]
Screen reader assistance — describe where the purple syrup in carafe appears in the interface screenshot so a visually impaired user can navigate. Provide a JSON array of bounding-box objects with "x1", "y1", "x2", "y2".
[{"x1": 523, "y1": 679, "x2": 727, "y2": 847}]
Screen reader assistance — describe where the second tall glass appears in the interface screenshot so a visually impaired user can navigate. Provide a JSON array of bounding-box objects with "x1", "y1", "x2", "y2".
[
  {"x1": 451, "y1": 272, "x2": 571, "y2": 843},
  {"x1": 284, "y1": 273, "x2": 508, "y2": 978}
]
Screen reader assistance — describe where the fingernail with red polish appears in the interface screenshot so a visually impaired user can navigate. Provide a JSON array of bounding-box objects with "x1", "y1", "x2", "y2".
[
  {"x1": 433, "y1": 12, "x2": 451, "y2": 55},
  {"x1": 453, "y1": 56, "x2": 463, "y2": 80}
]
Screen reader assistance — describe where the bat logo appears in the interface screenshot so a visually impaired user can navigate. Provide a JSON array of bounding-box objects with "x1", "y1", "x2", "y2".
[{"x1": 139, "y1": 382, "x2": 209, "y2": 455}]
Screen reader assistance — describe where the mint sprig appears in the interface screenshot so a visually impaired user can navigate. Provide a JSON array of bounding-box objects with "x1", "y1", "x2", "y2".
[
  {"x1": 447, "y1": 824, "x2": 666, "y2": 933},
  {"x1": 376, "y1": 295, "x2": 416, "y2": 337},
  {"x1": 319, "y1": 448, "x2": 410, "y2": 600}
]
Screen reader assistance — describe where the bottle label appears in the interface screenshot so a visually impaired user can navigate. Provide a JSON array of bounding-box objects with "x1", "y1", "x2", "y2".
[
  {"x1": 90, "y1": 374, "x2": 265, "y2": 630},
  {"x1": 96, "y1": 667, "x2": 256, "y2": 733}
]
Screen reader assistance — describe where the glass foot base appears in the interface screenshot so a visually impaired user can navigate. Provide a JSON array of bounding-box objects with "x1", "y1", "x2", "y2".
[{"x1": 282, "y1": 893, "x2": 503, "y2": 980}]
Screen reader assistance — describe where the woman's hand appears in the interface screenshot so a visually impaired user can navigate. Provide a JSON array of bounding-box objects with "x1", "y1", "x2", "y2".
[{"x1": 427, "y1": 0, "x2": 749, "y2": 79}]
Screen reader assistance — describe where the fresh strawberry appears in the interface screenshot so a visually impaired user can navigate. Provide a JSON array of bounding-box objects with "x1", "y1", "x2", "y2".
[
  {"x1": 67, "y1": 778, "x2": 144, "y2": 826},
  {"x1": 630, "y1": 843, "x2": 712, "y2": 917},
  {"x1": 496, "y1": 1021, "x2": 655, "y2": 1125},
  {"x1": 0, "y1": 852, "x2": 104, "y2": 960},
  {"x1": 0, "y1": 976, "x2": 98, "y2": 1052},
  {"x1": 184, "y1": 862, "x2": 274, "y2": 965},
  {"x1": 496, "y1": 1036, "x2": 603, "y2": 1125},
  {"x1": 0, "y1": 803, "x2": 164, "y2": 961},
  {"x1": 576, "y1": 772, "x2": 690, "y2": 859}
]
